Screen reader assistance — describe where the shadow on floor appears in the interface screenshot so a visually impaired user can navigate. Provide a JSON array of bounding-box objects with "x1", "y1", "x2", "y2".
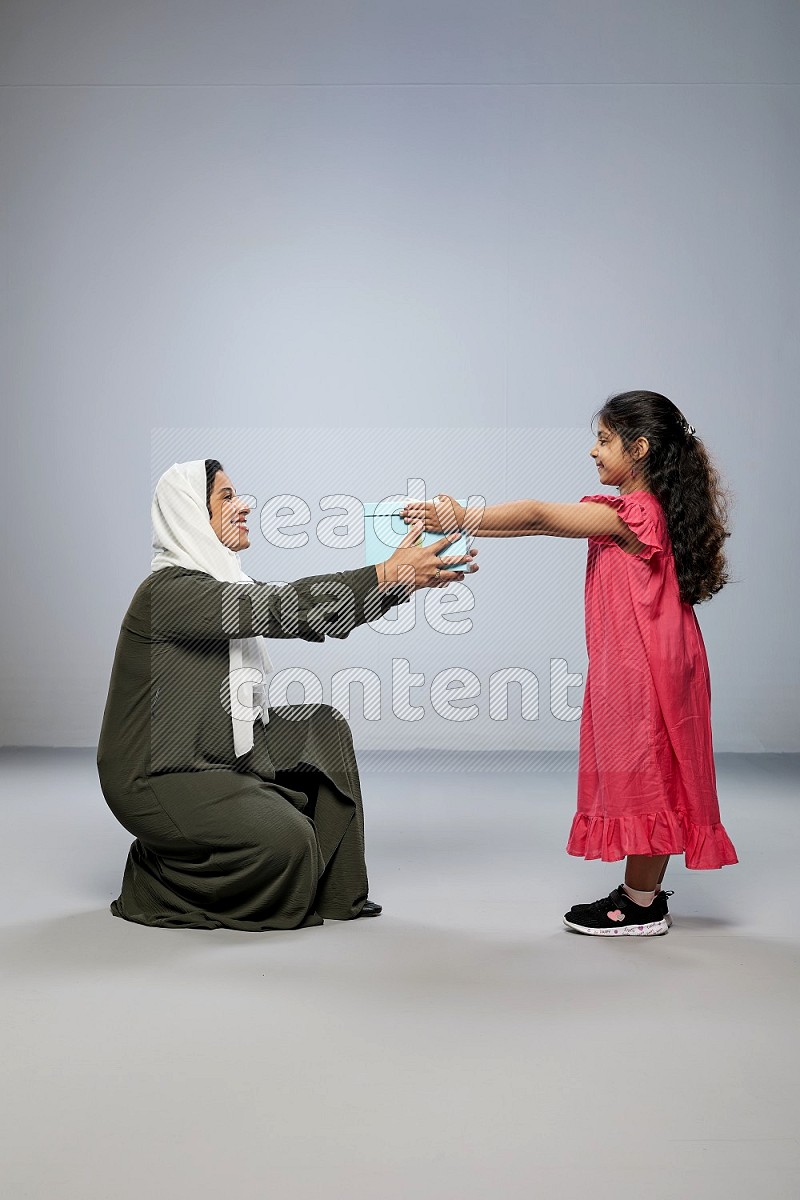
[{"x1": 1, "y1": 905, "x2": 796, "y2": 1029}]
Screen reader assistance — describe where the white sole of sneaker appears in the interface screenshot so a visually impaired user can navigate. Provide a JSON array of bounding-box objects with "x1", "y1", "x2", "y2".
[{"x1": 563, "y1": 917, "x2": 669, "y2": 936}]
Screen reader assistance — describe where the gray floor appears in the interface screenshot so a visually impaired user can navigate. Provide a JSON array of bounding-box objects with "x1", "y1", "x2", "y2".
[{"x1": 1, "y1": 749, "x2": 798, "y2": 1199}]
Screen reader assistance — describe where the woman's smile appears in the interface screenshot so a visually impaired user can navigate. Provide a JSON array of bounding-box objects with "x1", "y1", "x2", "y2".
[{"x1": 207, "y1": 469, "x2": 252, "y2": 548}]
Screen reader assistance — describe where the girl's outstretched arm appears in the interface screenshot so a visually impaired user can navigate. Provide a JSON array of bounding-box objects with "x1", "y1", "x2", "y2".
[
  {"x1": 464, "y1": 499, "x2": 546, "y2": 537},
  {"x1": 401, "y1": 495, "x2": 645, "y2": 551},
  {"x1": 401, "y1": 496, "x2": 542, "y2": 537}
]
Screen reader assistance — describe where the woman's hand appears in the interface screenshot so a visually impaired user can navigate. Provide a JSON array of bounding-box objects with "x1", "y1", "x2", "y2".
[
  {"x1": 399, "y1": 494, "x2": 466, "y2": 534},
  {"x1": 378, "y1": 520, "x2": 478, "y2": 593}
]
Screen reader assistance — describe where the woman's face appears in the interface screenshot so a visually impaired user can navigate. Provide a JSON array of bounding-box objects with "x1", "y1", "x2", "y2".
[{"x1": 208, "y1": 470, "x2": 252, "y2": 551}]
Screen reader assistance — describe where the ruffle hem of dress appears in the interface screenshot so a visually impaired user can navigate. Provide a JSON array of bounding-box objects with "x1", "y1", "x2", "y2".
[{"x1": 566, "y1": 810, "x2": 739, "y2": 870}]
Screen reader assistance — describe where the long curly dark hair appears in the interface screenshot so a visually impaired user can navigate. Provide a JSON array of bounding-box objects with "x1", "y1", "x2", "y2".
[
  {"x1": 592, "y1": 391, "x2": 733, "y2": 606},
  {"x1": 204, "y1": 459, "x2": 224, "y2": 519}
]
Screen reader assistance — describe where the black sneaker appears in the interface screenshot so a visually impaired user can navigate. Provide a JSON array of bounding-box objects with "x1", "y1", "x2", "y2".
[
  {"x1": 568, "y1": 884, "x2": 673, "y2": 928},
  {"x1": 563, "y1": 885, "x2": 670, "y2": 936}
]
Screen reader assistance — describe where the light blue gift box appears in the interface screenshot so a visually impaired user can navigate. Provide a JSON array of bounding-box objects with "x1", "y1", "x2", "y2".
[{"x1": 363, "y1": 500, "x2": 472, "y2": 571}]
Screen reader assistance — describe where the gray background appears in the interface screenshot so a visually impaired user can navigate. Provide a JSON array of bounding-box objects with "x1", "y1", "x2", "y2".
[{"x1": 2, "y1": 0, "x2": 798, "y2": 752}]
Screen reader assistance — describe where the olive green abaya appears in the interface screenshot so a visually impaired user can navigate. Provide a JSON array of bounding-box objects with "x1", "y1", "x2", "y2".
[{"x1": 96, "y1": 563, "x2": 407, "y2": 931}]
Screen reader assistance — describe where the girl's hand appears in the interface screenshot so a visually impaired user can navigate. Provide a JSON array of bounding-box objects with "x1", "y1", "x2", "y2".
[
  {"x1": 379, "y1": 520, "x2": 478, "y2": 592},
  {"x1": 400, "y1": 494, "x2": 466, "y2": 534}
]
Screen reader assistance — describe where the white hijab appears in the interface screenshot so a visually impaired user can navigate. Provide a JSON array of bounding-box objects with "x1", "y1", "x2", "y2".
[{"x1": 150, "y1": 460, "x2": 273, "y2": 759}]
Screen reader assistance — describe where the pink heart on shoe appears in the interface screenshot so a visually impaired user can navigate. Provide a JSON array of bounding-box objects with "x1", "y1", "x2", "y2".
[{"x1": 607, "y1": 910, "x2": 625, "y2": 922}]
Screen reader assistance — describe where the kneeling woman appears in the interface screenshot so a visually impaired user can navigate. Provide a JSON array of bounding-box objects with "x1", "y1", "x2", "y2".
[{"x1": 97, "y1": 459, "x2": 477, "y2": 931}]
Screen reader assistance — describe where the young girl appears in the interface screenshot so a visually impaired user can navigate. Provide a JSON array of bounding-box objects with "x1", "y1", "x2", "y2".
[{"x1": 400, "y1": 390, "x2": 738, "y2": 937}]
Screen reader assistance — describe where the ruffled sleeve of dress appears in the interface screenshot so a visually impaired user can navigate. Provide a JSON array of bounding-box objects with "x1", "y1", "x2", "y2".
[{"x1": 579, "y1": 493, "x2": 663, "y2": 561}]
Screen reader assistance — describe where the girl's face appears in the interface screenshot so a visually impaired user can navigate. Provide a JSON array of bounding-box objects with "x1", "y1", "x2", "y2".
[
  {"x1": 590, "y1": 419, "x2": 648, "y2": 492},
  {"x1": 208, "y1": 470, "x2": 252, "y2": 551}
]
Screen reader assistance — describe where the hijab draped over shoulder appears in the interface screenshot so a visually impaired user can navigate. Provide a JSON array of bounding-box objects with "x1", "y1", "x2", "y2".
[{"x1": 151, "y1": 460, "x2": 273, "y2": 758}]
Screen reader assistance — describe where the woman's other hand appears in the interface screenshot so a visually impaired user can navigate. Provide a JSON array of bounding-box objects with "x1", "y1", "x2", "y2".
[{"x1": 378, "y1": 520, "x2": 478, "y2": 593}]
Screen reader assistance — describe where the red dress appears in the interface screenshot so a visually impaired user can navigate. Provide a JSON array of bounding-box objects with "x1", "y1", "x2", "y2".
[{"x1": 566, "y1": 490, "x2": 738, "y2": 869}]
